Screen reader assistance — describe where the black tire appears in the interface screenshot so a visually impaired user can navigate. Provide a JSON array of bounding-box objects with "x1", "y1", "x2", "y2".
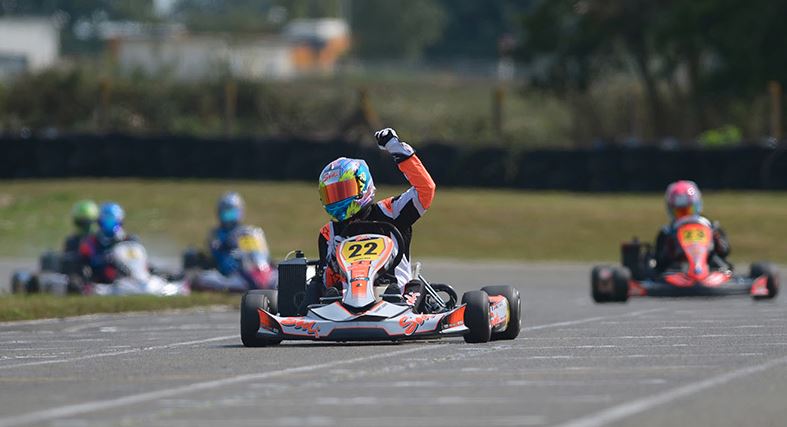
[
  {"x1": 240, "y1": 290, "x2": 282, "y2": 347},
  {"x1": 481, "y1": 285, "x2": 521, "y2": 340},
  {"x1": 591, "y1": 266, "x2": 610, "y2": 303},
  {"x1": 611, "y1": 267, "x2": 630, "y2": 302},
  {"x1": 750, "y1": 262, "x2": 779, "y2": 300},
  {"x1": 39, "y1": 251, "x2": 61, "y2": 273},
  {"x1": 462, "y1": 290, "x2": 491, "y2": 343},
  {"x1": 182, "y1": 249, "x2": 201, "y2": 271}
]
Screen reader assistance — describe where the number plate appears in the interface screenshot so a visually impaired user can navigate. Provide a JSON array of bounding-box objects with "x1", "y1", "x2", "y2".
[
  {"x1": 340, "y1": 237, "x2": 385, "y2": 262},
  {"x1": 679, "y1": 226, "x2": 710, "y2": 245},
  {"x1": 237, "y1": 235, "x2": 262, "y2": 252}
]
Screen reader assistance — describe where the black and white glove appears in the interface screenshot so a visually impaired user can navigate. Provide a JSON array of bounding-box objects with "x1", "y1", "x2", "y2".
[{"x1": 375, "y1": 128, "x2": 415, "y2": 163}]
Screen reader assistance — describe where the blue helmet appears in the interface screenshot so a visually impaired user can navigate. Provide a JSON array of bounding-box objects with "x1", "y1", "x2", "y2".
[
  {"x1": 217, "y1": 192, "x2": 244, "y2": 228},
  {"x1": 97, "y1": 202, "x2": 125, "y2": 238}
]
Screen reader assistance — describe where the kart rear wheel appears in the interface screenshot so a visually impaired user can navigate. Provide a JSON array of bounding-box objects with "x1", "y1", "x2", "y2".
[
  {"x1": 240, "y1": 290, "x2": 281, "y2": 347},
  {"x1": 462, "y1": 290, "x2": 491, "y2": 343},
  {"x1": 750, "y1": 262, "x2": 779, "y2": 300},
  {"x1": 481, "y1": 285, "x2": 521, "y2": 340},
  {"x1": 611, "y1": 267, "x2": 630, "y2": 302}
]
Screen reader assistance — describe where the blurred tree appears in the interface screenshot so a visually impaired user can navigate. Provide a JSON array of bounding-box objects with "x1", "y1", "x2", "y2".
[
  {"x1": 520, "y1": 0, "x2": 668, "y2": 136},
  {"x1": 174, "y1": 0, "x2": 343, "y2": 33},
  {"x1": 520, "y1": 0, "x2": 787, "y2": 139},
  {"x1": 349, "y1": 0, "x2": 445, "y2": 60},
  {"x1": 174, "y1": 0, "x2": 280, "y2": 33},
  {"x1": 425, "y1": 0, "x2": 531, "y2": 59}
]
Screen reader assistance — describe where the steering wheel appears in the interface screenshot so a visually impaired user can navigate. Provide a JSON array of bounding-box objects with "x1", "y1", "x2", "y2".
[{"x1": 341, "y1": 221, "x2": 405, "y2": 276}]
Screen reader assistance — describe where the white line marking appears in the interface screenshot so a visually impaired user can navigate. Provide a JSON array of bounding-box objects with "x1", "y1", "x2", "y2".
[
  {"x1": 523, "y1": 308, "x2": 664, "y2": 332},
  {"x1": 555, "y1": 354, "x2": 787, "y2": 427},
  {"x1": 0, "y1": 335, "x2": 238, "y2": 370},
  {"x1": 0, "y1": 345, "x2": 447, "y2": 427},
  {"x1": 0, "y1": 310, "x2": 659, "y2": 426}
]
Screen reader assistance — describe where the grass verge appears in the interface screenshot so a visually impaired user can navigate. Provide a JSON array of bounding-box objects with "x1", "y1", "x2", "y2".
[
  {"x1": 0, "y1": 179, "x2": 785, "y2": 263},
  {"x1": 0, "y1": 293, "x2": 239, "y2": 322}
]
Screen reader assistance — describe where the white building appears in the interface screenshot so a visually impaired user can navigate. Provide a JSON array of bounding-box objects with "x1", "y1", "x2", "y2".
[
  {"x1": 112, "y1": 18, "x2": 350, "y2": 81},
  {"x1": 116, "y1": 34, "x2": 295, "y2": 81},
  {"x1": 0, "y1": 17, "x2": 60, "y2": 78}
]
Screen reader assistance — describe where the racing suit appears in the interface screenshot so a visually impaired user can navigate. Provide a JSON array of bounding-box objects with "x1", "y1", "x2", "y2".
[
  {"x1": 209, "y1": 225, "x2": 244, "y2": 276},
  {"x1": 78, "y1": 231, "x2": 137, "y2": 283},
  {"x1": 205, "y1": 225, "x2": 274, "y2": 289},
  {"x1": 63, "y1": 233, "x2": 89, "y2": 255},
  {"x1": 318, "y1": 154, "x2": 435, "y2": 289},
  {"x1": 654, "y1": 217, "x2": 731, "y2": 272}
]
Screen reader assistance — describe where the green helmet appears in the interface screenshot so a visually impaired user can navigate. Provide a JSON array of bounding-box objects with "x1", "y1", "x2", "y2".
[{"x1": 71, "y1": 200, "x2": 99, "y2": 234}]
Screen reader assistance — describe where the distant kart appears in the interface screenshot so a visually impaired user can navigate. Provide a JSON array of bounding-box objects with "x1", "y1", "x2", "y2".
[
  {"x1": 592, "y1": 216, "x2": 779, "y2": 302},
  {"x1": 86, "y1": 241, "x2": 190, "y2": 296},
  {"x1": 182, "y1": 226, "x2": 277, "y2": 293},
  {"x1": 239, "y1": 221, "x2": 521, "y2": 346},
  {"x1": 10, "y1": 251, "x2": 85, "y2": 295}
]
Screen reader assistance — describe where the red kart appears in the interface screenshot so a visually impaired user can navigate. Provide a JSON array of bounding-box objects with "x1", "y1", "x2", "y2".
[{"x1": 592, "y1": 216, "x2": 779, "y2": 302}]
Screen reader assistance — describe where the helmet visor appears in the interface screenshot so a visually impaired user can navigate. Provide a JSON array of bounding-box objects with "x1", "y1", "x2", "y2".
[
  {"x1": 672, "y1": 205, "x2": 696, "y2": 219},
  {"x1": 219, "y1": 207, "x2": 241, "y2": 224},
  {"x1": 320, "y1": 179, "x2": 360, "y2": 206}
]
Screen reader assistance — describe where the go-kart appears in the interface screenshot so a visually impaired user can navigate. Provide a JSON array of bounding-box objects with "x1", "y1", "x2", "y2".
[
  {"x1": 10, "y1": 250, "x2": 85, "y2": 295},
  {"x1": 182, "y1": 226, "x2": 277, "y2": 293},
  {"x1": 240, "y1": 221, "x2": 521, "y2": 346},
  {"x1": 87, "y1": 241, "x2": 190, "y2": 296},
  {"x1": 592, "y1": 216, "x2": 779, "y2": 302}
]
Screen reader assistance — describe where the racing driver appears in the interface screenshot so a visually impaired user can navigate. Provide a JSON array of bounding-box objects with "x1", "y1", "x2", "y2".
[
  {"x1": 79, "y1": 202, "x2": 137, "y2": 283},
  {"x1": 300, "y1": 128, "x2": 436, "y2": 313},
  {"x1": 654, "y1": 180, "x2": 731, "y2": 272}
]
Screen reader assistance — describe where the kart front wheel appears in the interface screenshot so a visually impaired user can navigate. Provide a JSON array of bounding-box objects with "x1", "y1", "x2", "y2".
[
  {"x1": 481, "y1": 285, "x2": 521, "y2": 341},
  {"x1": 591, "y1": 266, "x2": 610, "y2": 303},
  {"x1": 240, "y1": 290, "x2": 281, "y2": 347},
  {"x1": 750, "y1": 262, "x2": 779, "y2": 300},
  {"x1": 462, "y1": 290, "x2": 491, "y2": 343}
]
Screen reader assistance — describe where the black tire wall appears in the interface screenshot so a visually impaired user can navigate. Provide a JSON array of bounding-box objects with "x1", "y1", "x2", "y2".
[{"x1": 0, "y1": 135, "x2": 783, "y2": 190}]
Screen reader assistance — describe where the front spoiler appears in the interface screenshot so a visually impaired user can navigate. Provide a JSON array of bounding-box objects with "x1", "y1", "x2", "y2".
[
  {"x1": 630, "y1": 276, "x2": 763, "y2": 297},
  {"x1": 254, "y1": 303, "x2": 468, "y2": 342}
]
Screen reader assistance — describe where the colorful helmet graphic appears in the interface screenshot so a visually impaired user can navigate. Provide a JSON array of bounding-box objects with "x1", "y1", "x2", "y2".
[
  {"x1": 217, "y1": 192, "x2": 244, "y2": 228},
  {"x1": 97, "y1": 202, "x2": 125, "y2": 238},
  {"x1": 318, "y1": 157, "x2": 376, "y2": 222},
  {"x1": 71, "y1": 199, "x2": 99, "y2": 234},
  {"x1": 665, "y1": 180, "x2": 703, "y2": 221}
]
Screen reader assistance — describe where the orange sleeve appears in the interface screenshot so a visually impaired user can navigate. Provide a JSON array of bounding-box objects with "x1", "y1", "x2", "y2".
[{"x1": 397, "y1": 154, "x2": 436, "y2": 210}]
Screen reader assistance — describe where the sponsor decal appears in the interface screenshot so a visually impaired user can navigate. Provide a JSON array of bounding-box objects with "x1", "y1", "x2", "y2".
[
  {"x1": 399, "y1": 315, "x2": 427, "y2": 336},
  {"x1": 280, "y1": 318, "x2": 321, "y2": 338},
  {"x1": 751, "y1": 277, "x2": 769, "y2": 297},
  {"x1": 442, "y1": 307, "x2": 465, "y2": 329}
]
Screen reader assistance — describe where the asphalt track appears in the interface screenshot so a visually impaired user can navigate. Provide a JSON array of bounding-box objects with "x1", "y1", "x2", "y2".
[{"x1": 1, "y1": 260, "x2": 786, "y2": 427}]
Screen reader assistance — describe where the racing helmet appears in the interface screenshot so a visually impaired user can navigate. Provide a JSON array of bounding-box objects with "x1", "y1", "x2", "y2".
[
  {"x1": 318, "y1": 157, "x2": 376, "y2": 222},
  {"x1": 217, "y1": 192, "x2": 244, "y2": 228},
  {"x1": 97, "y1": 202, "x2": 125, "y2": 239},
  {"x1": 665, "y1": 180, "x2": 703, "y2": 221},
  {"x1": 71, "y1": 199, "x2": 99, "y2": 235}
]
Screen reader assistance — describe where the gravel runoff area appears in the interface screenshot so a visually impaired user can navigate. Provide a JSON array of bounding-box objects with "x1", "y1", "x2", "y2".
[{"x1": 0, "y1": 260, "x2": 785, "y2": 427}]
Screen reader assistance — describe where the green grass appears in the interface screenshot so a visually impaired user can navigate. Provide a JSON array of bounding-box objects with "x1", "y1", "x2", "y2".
[
  {"x1": 0, "y1": 179, "x2": 786, "y2": 263},
  {"x1": 0, "y1": 293, "x2": 239, "y2": 322}
]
